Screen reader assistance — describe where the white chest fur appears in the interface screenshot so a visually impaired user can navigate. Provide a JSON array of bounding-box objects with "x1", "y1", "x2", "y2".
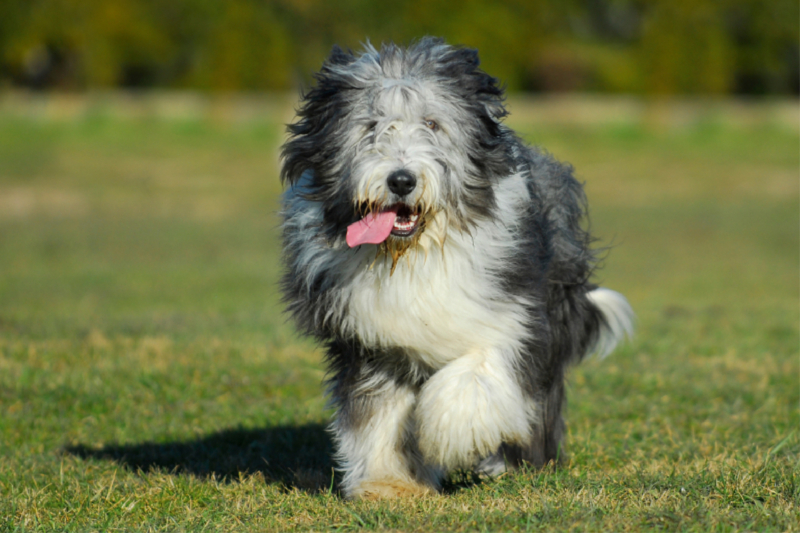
[{"x1": 341, "y1": 219, "x2": 532, "y2": 369}]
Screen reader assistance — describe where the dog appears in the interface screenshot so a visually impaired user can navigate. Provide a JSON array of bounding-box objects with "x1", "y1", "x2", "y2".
[{"x1": 280, "y1": 38, "x2": 633, "y2": 499}]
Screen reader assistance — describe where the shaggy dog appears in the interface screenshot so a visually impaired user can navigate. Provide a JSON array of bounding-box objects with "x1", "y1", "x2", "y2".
[{"x1": 280, "y1": 38, "x2": 633, "y2": 499}]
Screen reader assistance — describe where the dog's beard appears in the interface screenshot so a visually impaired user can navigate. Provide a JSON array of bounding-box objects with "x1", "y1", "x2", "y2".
[
  {"x1": 378, "y1": 216, "x2": 428, "y2": 275},
  {"x1": 352, "y1": 207, "x2": 440, "y2": 275},
  {"x1": 352, "y1": 199, "x2": 431, "y2": 273}
]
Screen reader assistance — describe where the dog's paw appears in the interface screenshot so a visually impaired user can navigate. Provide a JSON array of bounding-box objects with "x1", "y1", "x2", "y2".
[
  {"x1": 415, "y1": 350, "x2": 536, "y2": 469},
  {"x1": 349, "y1": 478, "x2": 435, "y2": 500}
]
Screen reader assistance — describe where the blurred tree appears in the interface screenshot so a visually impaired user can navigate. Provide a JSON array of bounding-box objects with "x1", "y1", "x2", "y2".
[
  {"x1": 177, "y1": 0, "x2": 291, "y2": 90},
  {"x1": 729, "y1": 0, "x2": 799, "y2": 94},
  {"x1": 639, "y1": 0, "x2": 733, "y2": 94},
  {"x1": 0, "y1": 0, "x2": 796, "y2": 94},
  {"x1": 0, "y1": 0, "x2": 172, "y2": 88}
]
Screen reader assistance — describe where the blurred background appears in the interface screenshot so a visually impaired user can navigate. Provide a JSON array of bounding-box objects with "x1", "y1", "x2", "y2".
[{"x1": 1, "y1": 0, "x2": 798, "y2": 95}]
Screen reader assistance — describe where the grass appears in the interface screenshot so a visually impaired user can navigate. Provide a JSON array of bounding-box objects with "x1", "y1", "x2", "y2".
[{"x1": 0, "y1": 94, "x2": 797, "y2": 532}]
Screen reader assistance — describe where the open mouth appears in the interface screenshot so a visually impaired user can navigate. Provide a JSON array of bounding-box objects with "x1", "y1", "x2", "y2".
[
  {"x1": 390, "y1": 204, "x2": 421, "y2": 237},
  {"x1": 345, "y1": 202, "x2": 423, "y2": 248}
]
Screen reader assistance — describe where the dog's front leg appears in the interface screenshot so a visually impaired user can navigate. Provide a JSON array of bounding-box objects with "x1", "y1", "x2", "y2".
[
  {"x1": 331, "y1": 373, "x2": 441, "y2": 499},
  {"x1": 415, "y1": 347, "x2": 538, "y2": 470}
]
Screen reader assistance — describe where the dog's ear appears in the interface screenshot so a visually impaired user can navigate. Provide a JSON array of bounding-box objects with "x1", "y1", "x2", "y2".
[
  {"x1": 435, "y1": 46, "x2": 508, "y2": 123},
  {"x1": 281, "y1": 47, "x2": 358, "y2": 187},
  {"x1": 464, "y1": 49, "x2": 508, "y2": 124},
  {"x1": 432, "y1": 44, "x2": 512, "y2": 193}
]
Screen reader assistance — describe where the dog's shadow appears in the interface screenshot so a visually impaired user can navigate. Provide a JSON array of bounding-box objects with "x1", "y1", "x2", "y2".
[{"x1": 64, "y1": 423, "x2": 337, "y2": 492}]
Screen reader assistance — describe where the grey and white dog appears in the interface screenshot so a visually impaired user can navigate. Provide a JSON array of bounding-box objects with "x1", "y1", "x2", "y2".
[{"x1": 280, "y1": 38, "x2": 633, "y2": 499}]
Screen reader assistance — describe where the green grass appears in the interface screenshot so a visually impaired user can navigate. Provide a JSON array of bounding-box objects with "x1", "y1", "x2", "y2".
[{"x1": 0, "y1": 96, "x2": 798, "y2": 532}]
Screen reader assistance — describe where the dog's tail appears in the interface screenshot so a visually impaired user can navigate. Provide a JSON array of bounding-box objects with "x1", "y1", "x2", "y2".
[{"x1": 586, "y1": 287, "x2": 635, "y2": 358}]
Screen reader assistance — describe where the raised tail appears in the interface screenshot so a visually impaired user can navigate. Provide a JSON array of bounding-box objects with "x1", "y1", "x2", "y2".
[{"x1": 586, "y1": 288, "x2": 635, "y2": 357}]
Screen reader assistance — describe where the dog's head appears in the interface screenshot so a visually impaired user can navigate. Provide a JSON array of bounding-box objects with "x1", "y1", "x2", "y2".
[{"x1": 281, "y1": 38, "x2": 513, "y2": 265}]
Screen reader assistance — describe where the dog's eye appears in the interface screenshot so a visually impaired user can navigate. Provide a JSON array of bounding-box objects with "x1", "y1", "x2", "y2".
[{"x1": 424, "y1": 119, "x2": 438, "y2": 131}]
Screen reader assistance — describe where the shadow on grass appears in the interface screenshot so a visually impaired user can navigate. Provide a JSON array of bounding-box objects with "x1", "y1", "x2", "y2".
[
  {"x1": 64, "y1": 423, "x2": 337, "y2": 493},
  {"x1": 64, "y1": 423, "x2": 490, "y2": 495}
]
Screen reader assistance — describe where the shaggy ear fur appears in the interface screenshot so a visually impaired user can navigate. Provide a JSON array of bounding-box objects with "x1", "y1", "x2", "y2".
[
  {"x1": 280, "y1": 47, "x2": 358, "y2": 187},
  {"x1": 433, "y1": 44, "x2": 508, "y2": 123},
  {"x1": 421, "y1": 40, "x2": 512, "y2": 220},
  {"x1": 423, "y1": 40, "x2": 507, "y2": 125}
]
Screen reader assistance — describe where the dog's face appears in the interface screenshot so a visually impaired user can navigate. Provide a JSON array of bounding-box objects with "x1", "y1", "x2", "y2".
[{"x1": 282, "y1": 39, "x2": 514, "y2": 263}]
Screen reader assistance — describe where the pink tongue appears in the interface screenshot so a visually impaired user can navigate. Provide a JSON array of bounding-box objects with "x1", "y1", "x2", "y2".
[{"x1": 346, "y1": 209, "x2": 397, "y2": 247}]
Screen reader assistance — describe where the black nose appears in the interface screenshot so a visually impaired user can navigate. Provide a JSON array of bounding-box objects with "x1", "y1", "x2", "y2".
[{"x1": 387, "y1": 169, "x2": 417, "y2": 197}]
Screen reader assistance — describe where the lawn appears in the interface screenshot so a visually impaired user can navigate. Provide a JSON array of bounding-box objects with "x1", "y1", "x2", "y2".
[{"x1": 0, "y1": 94, "x2": 797, "y2": 532}]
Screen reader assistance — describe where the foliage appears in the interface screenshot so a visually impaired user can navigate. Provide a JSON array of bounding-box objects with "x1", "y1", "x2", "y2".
[{"x1": 0, "y1": 0, "x2": 797, "y2": 93}]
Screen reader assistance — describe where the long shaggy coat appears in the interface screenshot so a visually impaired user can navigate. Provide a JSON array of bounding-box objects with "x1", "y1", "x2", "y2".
[{"x1": 280, "y1": 38, "x2": 633, "y2": 499}]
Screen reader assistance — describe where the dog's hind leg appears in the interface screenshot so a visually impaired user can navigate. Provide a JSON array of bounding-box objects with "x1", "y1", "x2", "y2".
[
  {"x1": 331, "y1": 373, "x2": 441, "y2": 499},
  {"x1": 478, "y1": 381, "x2": 567, "y2": 475}
]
